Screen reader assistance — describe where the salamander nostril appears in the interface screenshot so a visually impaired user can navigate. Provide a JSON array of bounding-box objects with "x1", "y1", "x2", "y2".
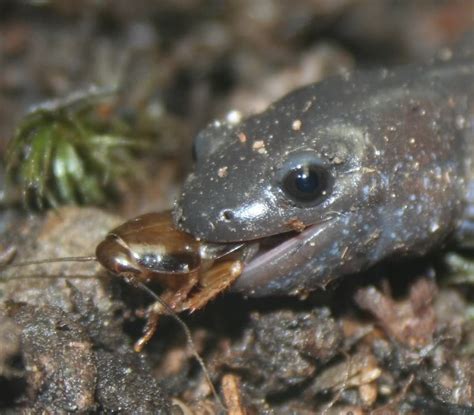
[{"x1": 221, "y1": 210, "x2": 234, "y2": 222}]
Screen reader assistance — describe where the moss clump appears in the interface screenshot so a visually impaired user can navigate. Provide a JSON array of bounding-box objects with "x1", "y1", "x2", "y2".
[{"x1": 6, "y1": 87, "x2": 144, "y2": 209}]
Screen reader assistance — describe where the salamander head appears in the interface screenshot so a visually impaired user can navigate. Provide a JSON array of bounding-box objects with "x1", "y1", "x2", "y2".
[
  {"x1": 177, "y1": 84, "x2": 378, "y2": 239},
  {"x1": 174, "y1": 82, "x2": 387, "y2": 296},
  {"x1": 174, "y1": 61, "x2": 470, "y2": 296}
]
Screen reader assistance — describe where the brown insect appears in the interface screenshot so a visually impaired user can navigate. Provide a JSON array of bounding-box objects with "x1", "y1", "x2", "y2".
[
  {"x1": 2, "y1": 210, "x2": 244, "y2": 410},
  {"x1": 5, "y1": 210, "x2": 243, "y2": 350},
  {"x1": 94, "y1": 211, "x2": 243, "y2": 351}
]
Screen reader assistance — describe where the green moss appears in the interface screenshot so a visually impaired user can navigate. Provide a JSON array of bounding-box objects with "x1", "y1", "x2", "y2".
[{"x1": 6, "y1": 87, "x2": 145, "y2": 209}]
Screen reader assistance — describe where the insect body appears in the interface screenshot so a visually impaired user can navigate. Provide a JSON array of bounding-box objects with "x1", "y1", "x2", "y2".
[
  {"x1": 94, "y1": 211, "x2": 243, "y2": 350},
  {"x1": 5, "y1": 210, "x2": 243, "y2": 351}
]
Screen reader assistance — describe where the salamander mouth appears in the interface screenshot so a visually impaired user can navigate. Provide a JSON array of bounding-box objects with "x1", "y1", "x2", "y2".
[
  {"x1": 200, "y1": 214, "x2": 340, "y2": 295},
  {"x1": 225, "y1": 214, "x2": 339, "y2": 294},
  {"x1": 239, "y1": 226, "x2": 316, "y2": 273},
  {"x1": 231, "y1": 214, "x2": 341, "y2": 296},
  {"x1": 203, "y1": 230, "x2": 300, "y2": 266}
]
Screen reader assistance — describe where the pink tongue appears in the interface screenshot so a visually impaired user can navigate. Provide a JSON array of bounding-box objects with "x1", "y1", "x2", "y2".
[
  {"x1": 242, "y1": 225, "x2": 316, "y2": 273},
  {"x1": 232, "y1": 223, "x2": 326, "y2": 294},
  {"x1": 230, "y1": 212, "x2": 343, "y2": 296}
]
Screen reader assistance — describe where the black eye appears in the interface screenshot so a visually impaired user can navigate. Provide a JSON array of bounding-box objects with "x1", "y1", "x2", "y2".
[{"x1": 281, "y1": 162, "x2": 331, "y2": 205}]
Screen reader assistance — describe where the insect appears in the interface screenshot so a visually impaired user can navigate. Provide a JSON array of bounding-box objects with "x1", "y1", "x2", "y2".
[
  {"x1": 94, "y1": 210, "x2": 243, "y2": 350},
  {"x1": 4, "y1": 210, "x2": 243, "y2": 349},
  {"x1": 2, "y1": 210, "x2": 244, "y2": 410}
]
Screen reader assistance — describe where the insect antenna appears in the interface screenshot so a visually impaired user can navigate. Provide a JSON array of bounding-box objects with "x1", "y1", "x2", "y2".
[
  {"x1": 137, "y1": 281, "x2": 226, "y2": 412},
  {"x1": 3, "y1": 255, "x2": 98, "y2": 269}
]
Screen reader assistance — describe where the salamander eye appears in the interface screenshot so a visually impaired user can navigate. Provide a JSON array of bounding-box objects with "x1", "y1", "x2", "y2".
[{"x1": 279, "y1": 153, "x2": 332, "y2": 205}]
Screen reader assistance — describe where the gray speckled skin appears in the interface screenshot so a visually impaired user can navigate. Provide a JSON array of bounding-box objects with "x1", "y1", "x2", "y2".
[{"x1": 174, "y1": 50, "x2": 474, "y2": 297}]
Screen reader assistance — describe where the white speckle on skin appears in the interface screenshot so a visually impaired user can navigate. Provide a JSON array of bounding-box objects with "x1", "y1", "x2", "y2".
[
  {"x1": 217, "y1": 166, "x2": 228, "y2": 178},
  {"x1": 252, "y1": 140, "x2": 267, "y2": 154},
  {"x1": 292, "y1": 119, "x2": 302, "y2": 131},
  {"x1": 303, "y1": 100, "x2": 314, "y2": 112}
]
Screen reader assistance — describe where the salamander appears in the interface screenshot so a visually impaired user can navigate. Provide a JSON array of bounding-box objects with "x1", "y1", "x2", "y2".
[{"x1": 173, "y1": 37, "x2": 474, "y2": 297}]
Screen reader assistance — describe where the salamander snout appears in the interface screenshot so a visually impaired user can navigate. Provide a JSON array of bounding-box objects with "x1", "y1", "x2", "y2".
[{"x1": 173, "y1": 186, "x2": 274, "y2": 243}]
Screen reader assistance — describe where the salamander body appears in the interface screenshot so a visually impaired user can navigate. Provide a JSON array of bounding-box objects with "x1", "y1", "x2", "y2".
[{"x1": 174, "y1": 40, "x2": 474, "y2": 297}]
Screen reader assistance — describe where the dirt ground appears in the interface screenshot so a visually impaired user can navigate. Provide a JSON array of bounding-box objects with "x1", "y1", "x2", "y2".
[{"x1": 1, "y1": 1, "x2": 474, "y2": 413}]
